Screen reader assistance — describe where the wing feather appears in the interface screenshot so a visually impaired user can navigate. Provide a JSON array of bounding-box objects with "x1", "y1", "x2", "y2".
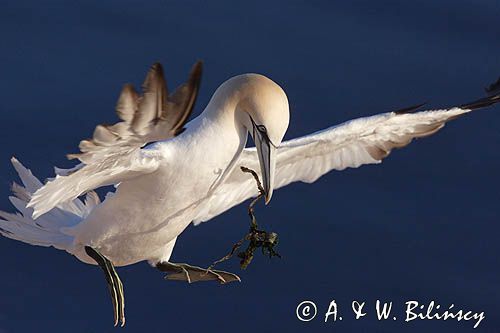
[
  {"x1": 116, "y1": 84, "x2": 139, "y2": 123},
  {"x1": 28, "y1": 61, "x2": 203, "y2": 218},
  {"x1": 132, "y1": 63, "x2": 167, "y2": 135},
  {"x1": 193, "y1": 92, "x2": 500, "y2": 224},
  {"x1": 68, "y1": 61, "x2": 202, "y2": 162}
]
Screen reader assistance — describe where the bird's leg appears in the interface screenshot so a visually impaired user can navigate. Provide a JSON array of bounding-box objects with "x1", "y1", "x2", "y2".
[
  {"x1": 84, "y1": 246, "x2": 125, "y2": 327},
  {"x1": 156, "y1": 262, "x2": 241, "y2": 284},
  {"x1": 169, "y1": 166, "x2": 281, "y2": 282}
]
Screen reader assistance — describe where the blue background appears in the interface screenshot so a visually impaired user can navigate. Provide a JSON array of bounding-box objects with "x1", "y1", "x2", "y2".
[{"x1": 0, "y1": 1, "x2": 499, "y2": 332}]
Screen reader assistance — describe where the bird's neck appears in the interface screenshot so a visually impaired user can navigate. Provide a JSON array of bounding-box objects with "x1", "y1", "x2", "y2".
[
  {"x1": 172, "y1": 101, "x2": 247, "y2": 193},
  {"x1": 183, "y1": 98, "x2": 249, "y2": 165}
]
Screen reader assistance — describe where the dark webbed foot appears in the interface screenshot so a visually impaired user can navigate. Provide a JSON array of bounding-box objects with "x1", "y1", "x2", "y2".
[
  {"x1": 85, "y1": 246, "x2": 125, "y2": 327},
  {"x1": 156, "y1": 262, "x2": 241, "y2": 284},
  {"x1": 156, "y1": 167, "x2": 278, "y2": 286}
]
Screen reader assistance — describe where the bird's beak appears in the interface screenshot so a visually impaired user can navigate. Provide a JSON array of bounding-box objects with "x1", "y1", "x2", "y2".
[{"x1": 252, "y1": 123, "x2": 276, "y2": 205}]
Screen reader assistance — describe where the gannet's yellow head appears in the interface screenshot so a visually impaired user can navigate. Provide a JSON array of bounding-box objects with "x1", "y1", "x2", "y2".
[{"x1": 221, "y1": 73, "x2": 290, "y2": 204}]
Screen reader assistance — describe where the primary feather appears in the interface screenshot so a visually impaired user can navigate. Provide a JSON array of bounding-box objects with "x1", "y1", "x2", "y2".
[{"x1": 28, "y1": 62, "x2": 203, "y2": 218}]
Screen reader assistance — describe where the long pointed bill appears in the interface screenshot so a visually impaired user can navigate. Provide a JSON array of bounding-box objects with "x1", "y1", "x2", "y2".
[{"x1": 252, "y1": 123, "x2": 276, "y2": 204}]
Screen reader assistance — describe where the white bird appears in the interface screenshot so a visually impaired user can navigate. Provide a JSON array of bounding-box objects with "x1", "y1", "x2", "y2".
[{"x1": 0, "y1": 62, "x2": 498, "y2": 326}]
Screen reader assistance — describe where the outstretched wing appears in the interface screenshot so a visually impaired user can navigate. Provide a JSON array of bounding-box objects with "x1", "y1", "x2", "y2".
[
  {"x1": 28, "y1": 62, "x2": 203, "y2": 219},
  {"x1": 193, "y1": 92, "x2": 500, "y2": 225}
]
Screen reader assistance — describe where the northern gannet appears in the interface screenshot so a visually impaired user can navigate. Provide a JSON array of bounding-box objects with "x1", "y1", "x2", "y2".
[{"x1": 1, "y1": 62, "x2": 498, "y2": 326}]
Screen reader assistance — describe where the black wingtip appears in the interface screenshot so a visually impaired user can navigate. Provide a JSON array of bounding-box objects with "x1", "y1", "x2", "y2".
[
  {"x1": 463, "y1": 76, "x2": 500, "y2": 110},
  {"x1": 393, "y1": 102, "x2": 427, "y2": 115},
  {"x1": 460, "y1": 93, "x2": 500, "y2": 111},
  {"x1": 485, "y1": 77, "x2": 500, "y2": 95}
]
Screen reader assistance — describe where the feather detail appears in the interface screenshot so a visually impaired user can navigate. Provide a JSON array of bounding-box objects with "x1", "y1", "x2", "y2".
[
  {"x1": 68, "y1": 61, "x2": 203, "y2": 163},
  {"x1": 193, "y1": 91, "x2": 500, "y2": 225},
  {"x1": 28, "y1": 61, "x2": 201, "y2": 217},
  {"x1": 0, "y1": 158, "x2": 99, "y2": 250}
]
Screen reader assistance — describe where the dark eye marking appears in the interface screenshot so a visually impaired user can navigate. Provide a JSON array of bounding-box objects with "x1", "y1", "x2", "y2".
[{"x1": 257, "y1": 125, "x2": 267, "y2": 133}]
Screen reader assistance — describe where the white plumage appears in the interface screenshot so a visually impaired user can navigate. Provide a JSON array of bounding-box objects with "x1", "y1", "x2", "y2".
[
  {"x1": 193, "y1": 107, "x2": 470, "y2": 224},
  {"x1": 0, "y1": 62, "x2": 498, "y2": 326},
  {"x1": 1, "y1": 62, "x2": 498, "y2": 266}
]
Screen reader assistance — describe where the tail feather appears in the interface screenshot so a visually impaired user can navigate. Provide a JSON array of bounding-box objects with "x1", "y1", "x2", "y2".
[
  {"x1": 0, "y1": 158, "x2": 99, "y2": 251},
  {"x1": 10, "y1": 157, "x2": 43, "y2": 193},
  {"x1": 0, "y1": 210, "x2": 71, "y2": 250},
  {"x1": 11, "y1": 182, "x2": 31, "y2": 202}
]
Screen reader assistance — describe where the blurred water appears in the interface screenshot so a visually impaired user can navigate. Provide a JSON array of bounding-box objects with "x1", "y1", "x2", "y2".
[{"x1": 0, "y1": 1, "x2": 499, "y2": 332}]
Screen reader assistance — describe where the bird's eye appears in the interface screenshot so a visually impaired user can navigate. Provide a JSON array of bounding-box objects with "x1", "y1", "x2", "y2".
[{"x1": 257, "y1": 125, "x2": 267, "y2": 133}]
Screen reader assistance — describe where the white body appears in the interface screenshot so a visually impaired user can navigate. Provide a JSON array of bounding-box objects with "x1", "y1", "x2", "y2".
[
  {"x1": 1, "y1": 70, "x2": 495, "y2": 268},
  {"x1": 69, "y1": 106, "x2": 248, "y2": 266}
]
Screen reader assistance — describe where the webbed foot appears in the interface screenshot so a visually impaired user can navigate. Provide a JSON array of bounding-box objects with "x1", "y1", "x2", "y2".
[{"x1": 156, "y1": 262, "x2": 241, "y2": 284}]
